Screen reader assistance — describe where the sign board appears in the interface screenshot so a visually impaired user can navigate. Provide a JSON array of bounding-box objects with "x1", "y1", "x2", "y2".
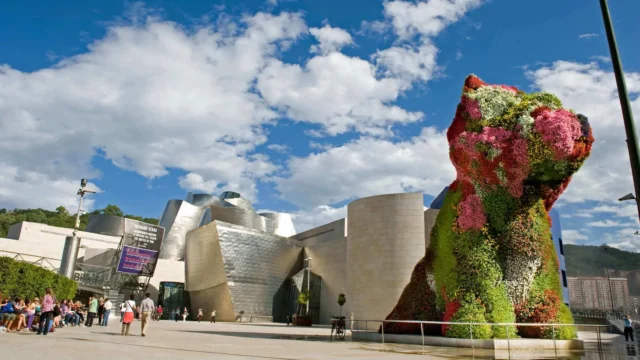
[{"x1": 116, "y1": 219, "x2": 165, "y2": 276}]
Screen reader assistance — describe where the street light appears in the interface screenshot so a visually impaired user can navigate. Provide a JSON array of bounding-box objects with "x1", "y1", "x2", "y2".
[
  {"x1": 618, "y1": 193, "x2": 636, "y2": 202},
  {"x1": 304, "y1": 257, "x2": 312, "y2": 315},
  {"x1": 59, "y1": 178, "x2": 96, "y2": 279},
  {"x1": 601, "y1": 245, "x2": 616, "y2": 313},
  {"x1": 599, "y1": 0, "x2": 640, "y2": 223}
]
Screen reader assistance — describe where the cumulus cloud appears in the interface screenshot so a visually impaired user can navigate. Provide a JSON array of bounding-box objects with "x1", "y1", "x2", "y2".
[
  {"x1": 260, "y1": 204, "x2": 348, "y2": 233},
  {"x1": 257, "y1": 52, "x2": 423, "y2": 136},
  {"x1": 309, "y1": 25, "x2": 354, "y2": 54},
  {"x1": 373, "y1": 0, "x2": 484, "y2": 84},
  {"x1": 275, "y1": 127, "x2": 455, "y2": 208},
  {"x1": 267, "y1": 144, "x2": 291, "y2": 153},
  {"x1": 587, "y1": 219, "x2": 627, "y2": 228},
  {"x1": 562, "y1": 229, "x2": 589, "y2": 244},
  {"x1": 0, "y1": 12, "x2": 306, "y2": 207}
]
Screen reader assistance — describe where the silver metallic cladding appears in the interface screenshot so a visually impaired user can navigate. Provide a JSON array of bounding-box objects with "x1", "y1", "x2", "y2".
[
  {"x1": 185, "y1": 221, "x2": 303, "y2": 320},
  {"x1": 258, "y1": 213, "x2": 296, "y2": 237},
  {"x1": 158, "y1": 200, "x2": 205, "y2": 261}
]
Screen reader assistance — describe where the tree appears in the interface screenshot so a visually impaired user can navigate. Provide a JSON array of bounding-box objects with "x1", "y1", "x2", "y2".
[
  {"x1": 337, "y1": 293, "x2": 346, "y2": 318},
  {"x1": 55, "y1": 206, "x2": 69, "y2": 216},
  {"x1": 101, "y1": 204, "x2": 124, "y2": 217},
  {"x1": 298, "y1": 290, "x2": 310, "y2": 316}
]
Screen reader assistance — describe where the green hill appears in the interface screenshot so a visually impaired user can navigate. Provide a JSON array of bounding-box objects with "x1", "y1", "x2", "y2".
[
  {"x1": 0, "y1": 204, "x2": 159, "y2": 238},
  {"x1": 564, "y1": 244, "x2": 640, "y2": 277}
]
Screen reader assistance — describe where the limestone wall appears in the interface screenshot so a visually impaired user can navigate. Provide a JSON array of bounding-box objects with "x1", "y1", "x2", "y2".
[{"x1": 347, "y1": 193, "x2": 426, "y2": 329}]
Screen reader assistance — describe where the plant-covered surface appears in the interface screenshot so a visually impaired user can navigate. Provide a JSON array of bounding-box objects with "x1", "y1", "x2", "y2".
[
  {"x1": 0, "y1": 257, "x2": 78, "y2": 300},
  {"x1": 384, "y1": 75, "x2": 592, "y2": 339}
]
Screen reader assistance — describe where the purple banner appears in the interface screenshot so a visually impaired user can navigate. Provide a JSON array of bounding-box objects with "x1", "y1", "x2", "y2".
[{"x1": 116, "y1": 246, "x2": 159, "y2": 275}]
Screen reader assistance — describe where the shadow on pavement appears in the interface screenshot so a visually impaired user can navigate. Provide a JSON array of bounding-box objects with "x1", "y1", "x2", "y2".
[
  {"x1": 179, "y1": 329, "x2": 334, "y2": 342},
  {"x1": 66, "y1": 337, "x2": 295, "y2": 360}
]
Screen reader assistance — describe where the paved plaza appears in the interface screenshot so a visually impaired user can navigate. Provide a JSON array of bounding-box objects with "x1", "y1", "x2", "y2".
[{"x1": 1, "y1": 320, "x2": 639, "y2": 359}]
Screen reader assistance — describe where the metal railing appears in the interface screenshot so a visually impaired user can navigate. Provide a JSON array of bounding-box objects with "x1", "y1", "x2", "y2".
[{"x1": 350, "y1": 319, "x2": 611, "y2": 357}]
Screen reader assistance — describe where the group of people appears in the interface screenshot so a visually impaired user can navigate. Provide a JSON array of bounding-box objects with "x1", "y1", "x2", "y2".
[
  {"x1": 0, "y1": 289, "x2": 115, "y2": 335},
  {"x1": 119, "y1": 293, "x2": 155, "y2": 336}
]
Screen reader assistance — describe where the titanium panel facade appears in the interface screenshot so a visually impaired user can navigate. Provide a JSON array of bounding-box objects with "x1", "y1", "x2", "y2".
[
  {"x1": 258, "y1": 213, "x2": 296, "y2": 238},
  {"x1": 185, "y1": 221, "x2": 303, "y2": 322},
  {"x1": 158, "y1": 200, "x2": 205, "y2": 261}
]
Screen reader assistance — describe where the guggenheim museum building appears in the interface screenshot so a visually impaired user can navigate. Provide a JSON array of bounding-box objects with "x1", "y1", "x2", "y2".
[{"x1": 149, "y1": 189, "x2": 569, "y2": 326}]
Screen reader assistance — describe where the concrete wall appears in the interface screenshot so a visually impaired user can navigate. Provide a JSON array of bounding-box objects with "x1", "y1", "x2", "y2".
[
  {"x1": 347, "y1": 193, "x2": 426, "y2": 329},
  {"x1": 304, "y1": 236, "x2": 348, "y2": 324},
  {"x1": 1, "y1": 222, "x2": 121, "y2": 271}
]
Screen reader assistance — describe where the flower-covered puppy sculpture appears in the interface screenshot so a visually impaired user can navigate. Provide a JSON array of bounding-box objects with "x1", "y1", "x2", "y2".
[{"x1": 383, "y1": 75, "x2": 594, "y2": 339}]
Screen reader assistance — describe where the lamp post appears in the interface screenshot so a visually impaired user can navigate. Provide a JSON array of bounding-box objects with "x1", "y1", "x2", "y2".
[
  {"x1": 59, "y1": 179, "x2": 96, "y2": 279},
  {"x1": 305, "y1": 257, "x2": 312, "y2": 315},
  {"x1": 599, "y1": 0, "x2": 640, "y2": 222},
  {"x1": 601, "y1": 245, "x2": 616, "y2": 313}
]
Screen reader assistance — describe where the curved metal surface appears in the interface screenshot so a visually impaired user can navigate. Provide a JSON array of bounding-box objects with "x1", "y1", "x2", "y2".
[
  {"x1": 158, "y1": 200, "x2": 206, "y2": 261},
  {"x1": 185, "y1": 221, "x2": 303, "y2": 321},
  {"x1": 258, "y1": 213, "x2": 296, "y2": 237},
  {"x1": 85, "y1": 214, "x2": 125, "y2": 236},
  {"x1": 225, "y1": 198, "x2": 254, "y2": 211}
]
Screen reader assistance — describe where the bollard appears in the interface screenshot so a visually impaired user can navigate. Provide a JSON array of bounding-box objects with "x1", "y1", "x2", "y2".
[
  {"x1": 421, "y1": 323, "x2": 424, "y2": 347},
  {"x1": 381, "y1": 321, "x2": 385, "y2": 345}
]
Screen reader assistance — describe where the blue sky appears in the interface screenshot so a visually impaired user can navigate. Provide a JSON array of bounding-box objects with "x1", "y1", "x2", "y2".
[{"x1": 1, "y1": 0, "x2": 639, "y2": 251}]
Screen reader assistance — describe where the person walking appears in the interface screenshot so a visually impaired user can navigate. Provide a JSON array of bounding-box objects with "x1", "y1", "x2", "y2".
[
  {"x1": 121, "y1": 295, "x2": 136, "y2": 336},
  {"x1": 85, "y1": 296, "x2": 98, "y2": 327},
  {"x1": 174, "y1": 309, "x2": 179, "y2": 322},
  {"x1": 97, "y1": 298, "x2": 105, "y2": 326},
  {"x1": 37, "y1": 288, "x2": 55, "y2": 336},
  {"x1": 623, "y1": 315, "x2": 635, "y2": 342},
  {"x1": 182, "y1": 307, "x2": 188, "y2": 322},
  {"x1": 349, "y1": 312, "x2": 355, "y2": 332},
  {"x1": 102, "y1": 298, "x2": 112, "y2": 326},
  {"x1": 197, "y1": 309, "x2": 203, "y2": 323},
  {"x1": 139, "y1": 293, "x2": 154, "y2": 337},
  {"x1": 155, "y1": 305, "x2": 163, "y2": 321},
  {"x1": 210, "y1": 309, "x2": 217, "y2": 323}
]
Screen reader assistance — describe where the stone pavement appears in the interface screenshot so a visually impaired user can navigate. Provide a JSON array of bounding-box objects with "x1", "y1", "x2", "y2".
[{"x1": 1, "y1": 320, "x2": 638, "y2": 359}]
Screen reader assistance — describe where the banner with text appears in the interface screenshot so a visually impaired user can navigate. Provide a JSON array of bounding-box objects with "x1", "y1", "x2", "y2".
[{"x1": 116, "y1": 219, "x2": 165, "y2": 276}]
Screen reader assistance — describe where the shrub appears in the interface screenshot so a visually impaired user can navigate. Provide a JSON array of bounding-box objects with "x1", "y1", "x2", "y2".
[{"x1": 0, "y1": 257, "x2": 77, "y2": 300}]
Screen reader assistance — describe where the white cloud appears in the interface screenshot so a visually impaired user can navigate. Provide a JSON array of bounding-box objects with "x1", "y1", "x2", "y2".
[
  {"x1": 275, "y1": 127, "x2": 455, "y2": 208},
  {"x1": 587, "y1": 219, "x2": 626, "y2": 227},
  {"x1": 0, "y1": 12, "x2": 306, "y2": 208},
  {"x1": 527, "y1": 61, "x2": 640, "y2": 205},
  {"x1": 178, "y1": 173, "x2": 219, "y2": 193},
  {"x1": 455, "y1": 49, "x2": 463, "y2": 60},
  {"x1": 292, "y1": 205, "x2": 348, "y2": 233},
  {"x1": 602, "y1": 227, "x2": 640, "y2": 252},
  {"x1": 578, "y1": 33, "x2": 599, "y2": 39},
  {"x1": 383, "y1": 0, "x2": 484, "y2": 39},
  {"x1": 309, "y1": 25, "x2": 353, "y2": 54},
  {"x1": 372, "y1": 0, "x2": 484, "y2": 85},
  {"x1": 267, "y1": 144, "x2": 291, "y2": 153},
  {"x1": 589, "y1": 204, "x2": 639, "y2": 219},
  {"x1": 257, "y1": 52, "x2": 423, "y2": 136},
  {"x1": 562, "y1": 229, "x2": 588, "y2": 244}
]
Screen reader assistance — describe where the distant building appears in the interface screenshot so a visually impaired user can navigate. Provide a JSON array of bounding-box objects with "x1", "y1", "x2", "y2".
[{"x1": 568, "y1": 276, "x2": 631, "y2": 312}]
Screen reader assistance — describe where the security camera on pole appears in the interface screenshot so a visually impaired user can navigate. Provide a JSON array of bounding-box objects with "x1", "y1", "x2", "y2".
[{"x1": 59, "y1": 179, "x2": 96, "y2": 279}]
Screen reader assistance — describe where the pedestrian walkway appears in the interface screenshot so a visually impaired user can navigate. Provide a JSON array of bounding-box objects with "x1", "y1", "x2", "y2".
[{"x1": 1, "y1": 319, "x2": 638, "y2": 359}]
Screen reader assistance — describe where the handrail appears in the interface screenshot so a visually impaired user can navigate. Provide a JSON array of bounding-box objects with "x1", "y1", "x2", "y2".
[{"x1": 350, "y1": 318, "x2": 609, "y2": 356}]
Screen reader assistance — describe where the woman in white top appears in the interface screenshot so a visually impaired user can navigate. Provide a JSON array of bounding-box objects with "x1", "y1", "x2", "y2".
[{"x1": 121, "y1": 295, "x2": 136, "y2": 336}]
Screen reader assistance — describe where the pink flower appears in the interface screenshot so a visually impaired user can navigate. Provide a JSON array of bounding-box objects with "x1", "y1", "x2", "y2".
[
  {"x1": 457, "y1": 194, "x2": 486, "y2": 231},
  {"x1": 534, "y1": 109, "x2": 582, "y2": 159},
  {"x1": 462, "y1": 96, "x2": 482, "y2": 120}
]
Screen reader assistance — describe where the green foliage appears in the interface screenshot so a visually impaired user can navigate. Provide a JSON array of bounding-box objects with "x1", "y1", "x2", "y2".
[
  {"x1": 482, "y1": 188, "x2": 516, "y2": 233},
  {"x1": 565, "y1": 244, "x2": 640, "y2": 278},
  {"x1": 555, "y1": 304, "x2": 577, "y2": 340},
  {"x1": 446, "y1": 294, "x2": 492, "y2": 339},
  {"x1": 337, "y1": 293, "x2": 346, "y2": 307},
  {"x1": 298, "y1": 290, "x2": 310, "y2": 305},
  {"x1": 0, "y1": 257, "x2": 77, "y2": 300},
  {"x1": 0, "y1": 204, "x2": 158, "y2": 238},
  {"x1": 430, "y1": 188, "x2": 461, "y2": 310}
]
